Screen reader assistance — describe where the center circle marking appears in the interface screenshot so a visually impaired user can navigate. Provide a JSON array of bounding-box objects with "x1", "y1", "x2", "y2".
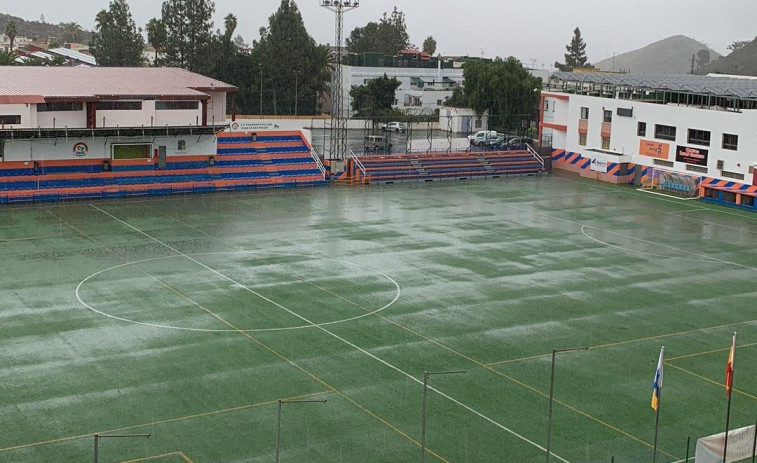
[{"x1": 76, "y1": 251, "x2": 401, "y2": 332}]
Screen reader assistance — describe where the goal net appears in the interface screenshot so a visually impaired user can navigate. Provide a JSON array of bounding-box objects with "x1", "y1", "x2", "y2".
[{"x1": 639, "y1": 167, "x2": 702, "y2": 199}]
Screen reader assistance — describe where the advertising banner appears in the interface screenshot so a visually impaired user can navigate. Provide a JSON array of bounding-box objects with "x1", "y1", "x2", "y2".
[
  {"x1": 590, "y1": 154, "x2": 609, "y2": 173},
  {"x1": 676, "y1": 145, "x2": 709, "y2": 166},
  {"x1": 639, "y1": 140, "x2": 670, "y2": 159}
]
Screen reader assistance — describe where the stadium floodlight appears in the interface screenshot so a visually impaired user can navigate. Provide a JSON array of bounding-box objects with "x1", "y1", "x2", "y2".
[
  {"x1": 545, "y1": 347, "x2": 589, "y2": 463},
  {"x1": 319, "y1": 0, "x2": 361, "y2": 160},
  {"x1": 419, "y1": 370, "x2": 466, "y2": 463},
  {"x1": 274, "y1": 397, "x2": 328, "y2": 463},
  {"x1": 93, "y1": 433, "x2": 150, "y2": 463}
]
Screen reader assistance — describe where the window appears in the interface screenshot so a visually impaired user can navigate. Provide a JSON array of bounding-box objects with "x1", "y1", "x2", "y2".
[
  {"x1": 155, "y1": 101, "x2": 199, "y2": 110},
  {"x1": 545, "y1": 101, "x2": 550, "y2": 111},
  {"x1": 578, "y1": 133, "x2": 587, "y2": 146},
  {"x1": 37, "y1": 102, "x2": 83, "y2": 112},
  {"x1": 686, "y1": 164, "x2": 708, "y2": 174},
  {"x1": 0, "y1": 115, "x2": 21, "y2": 125},
  {"x1": 721, "y1": 170, "x2": 744, "y2": 180},
  {"x1": 177, "y1": 140, "x2": 186, "y2": 151},
  {"x1": 637, "y1": 122, "x2": 647, "y2": 137},
  {"x1": 97, "y1": 101, "x2": 142, "y2": 111},
  {"x1": 580, "y1": 107, "x2": 589, "y2": 119},
  {"x1": 601, "y1": 136, "x2": 610, "y2": 150},
  {"x1": 437, "y1": 99, "x2": 442, "y2": 106},
  {"x1": 653, "y1": 159, "x2": 674, "y2": 168},
  {"x1": 603, "y1": 110, "x2": 612, "y2": 123},
  {"x1": 687, "y1": 129, "x2": 711, "y2": 146},
  {"x1": 474, "y1": 118, "x2": 482, "y2": 129},
  {"x1": 112, "y1": 144, "x2": 151, "y2": 160},
  {"x1": 654, "y1": 124, "x2": 676, "y2": 141},
  {"x1": 722, "y1": 133, "x2": 738, "y2": 151}
]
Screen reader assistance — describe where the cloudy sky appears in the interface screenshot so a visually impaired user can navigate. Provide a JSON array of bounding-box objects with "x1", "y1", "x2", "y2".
[{"x1": 5, "y1": 0, "x2": 755, "y2": 67}]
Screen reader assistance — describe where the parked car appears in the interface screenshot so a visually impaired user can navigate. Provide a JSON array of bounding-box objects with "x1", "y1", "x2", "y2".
[
  {"x1": 365, "y1": 135, "x2": 392, "y2": 151},
  {"x1": 467, "y1": 130, "x2": 499, "y2": 146},
  {"x1": 503, "y1": 137, "x2": 534, "y2": 151},
  {"x1": 381, "y1": 122, "x2": 407, "y2": 133}
]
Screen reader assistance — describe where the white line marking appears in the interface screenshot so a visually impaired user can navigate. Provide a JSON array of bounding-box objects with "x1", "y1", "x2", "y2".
[
  {"x1": 636, "y1": 188, "x2": 699, "y2": 200},
  {"x1": 89, "y1": 204, "x2": 572, "y2": 463},
  {"x1": 76, "y1": 251, "x2": 400, "y2": 332},
  {"x1": 580, "y1": 226, "x2": 724, "y2": 264},
  {"x1": 580, "y1": 225, "x2": 757, "y2": 272}
]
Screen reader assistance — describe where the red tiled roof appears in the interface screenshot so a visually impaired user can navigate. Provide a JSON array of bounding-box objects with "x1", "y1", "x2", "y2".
[
  {"x1": 0, "y1": 95, "x2": 46, "y2": 104},
  {"x1": 0, "y1": 67, "x2": 237, "y2": 101}
]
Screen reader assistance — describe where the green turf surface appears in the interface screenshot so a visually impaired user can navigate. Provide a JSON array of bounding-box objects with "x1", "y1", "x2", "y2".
[{"x1": 0, "y1": 173, "x2": 754, "y2": 463}]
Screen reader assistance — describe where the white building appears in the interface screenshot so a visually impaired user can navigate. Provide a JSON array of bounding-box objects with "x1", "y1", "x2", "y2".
[
  {"x1": 438, "y1": 106, "x2": 489, "y2": 133},
  {"x1": 541, "y1": 72, "x2": 757, "y2": 208},
  {"x1": 341, "y1": 64, "x2": 463, "y2": 116}
]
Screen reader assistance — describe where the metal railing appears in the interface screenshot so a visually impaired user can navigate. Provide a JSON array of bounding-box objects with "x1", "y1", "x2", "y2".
[
  {"x1": 310, "y1": 147, "x2": 326, "y2": 176},
  {"x1": 526, "y1": 143, "x2": 546, "y2": 170},
  {"x1": 348, "y1": 149, "x2": 367, "y2": 177}
]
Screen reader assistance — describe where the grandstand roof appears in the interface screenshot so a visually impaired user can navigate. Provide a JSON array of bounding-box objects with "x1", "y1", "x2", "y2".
[
  {"x1": 551, "y1": 72, "x2": 757, "y2": 100},
  {"x1": 0, "y1": 67, "x2": 238, "y2": 101}
]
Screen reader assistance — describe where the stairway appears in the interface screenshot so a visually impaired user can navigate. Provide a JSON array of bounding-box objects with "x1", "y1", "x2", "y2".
[
  {"x1": 476, "y1": 154, "x2": 496, "y2": 175},
  {"x1": 409, "y1": 157, "x2": 429, "y2": 178}
]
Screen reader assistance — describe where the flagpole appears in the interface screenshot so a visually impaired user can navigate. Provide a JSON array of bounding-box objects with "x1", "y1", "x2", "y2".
[
  {"x1": 652, "y1": 382, "x2": 662, "y2": 463},
  {"x1": 723, "y1": 389, "x2": 733, "y2": 463},
  {"x1": 723, "y1": 332, "x2": 737, "y2": 463},
  {"x1": 652, "y1": 346, "x2": 664, "y2": 463}
]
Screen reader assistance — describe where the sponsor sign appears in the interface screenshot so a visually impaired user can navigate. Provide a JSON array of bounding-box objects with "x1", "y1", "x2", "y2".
[
  {"x1": 676, "y1": 145, "x2": 708, "y2": 166},
  {"x1": 639, "y1": 140, "x2": 670, "y2": 159},
  {"x1": 232, "y1": 121, "x2": 281, "y2": 131},
  {"x1": 72, "y1": 142, "x2": 88, "y2": 157},
  {"x1": 590, "y1": 154, "x2": 608, "y2": 173}
]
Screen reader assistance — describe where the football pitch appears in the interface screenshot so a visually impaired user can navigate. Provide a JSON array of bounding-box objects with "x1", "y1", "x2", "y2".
[{"x1": 0, "y1": 173, "x2": 754, "y2": 463}]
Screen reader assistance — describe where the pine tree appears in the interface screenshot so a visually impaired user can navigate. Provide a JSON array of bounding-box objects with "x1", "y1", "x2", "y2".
[
  {"x1": 250, "y1": 0, "x2": 331, "y2": 115},
  {"x1": 161, "y1": 0, "x2": 215, "y2": 72},
  {"x1": 90, "y1": 0, "x2": 145, "y2": 66},
  {"x1": 346, "y1": 7, "x2": 410, "y2": 55},
  {"x1": 555, "y1": 27, "x2": 590, "y2": 71}
]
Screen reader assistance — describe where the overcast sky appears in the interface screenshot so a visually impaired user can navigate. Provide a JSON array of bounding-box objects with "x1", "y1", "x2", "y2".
[{"x1": 5, "y1": 0, "x2": 756, "y2": 67}]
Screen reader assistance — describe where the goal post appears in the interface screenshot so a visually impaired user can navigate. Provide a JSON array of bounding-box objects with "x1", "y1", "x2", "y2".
[
  {"x1": 639, "y1": 167, "x2": 702, "y2": 199},
  {"x1": 694, "y1": 424, "x2": 756, "y2": 463}
]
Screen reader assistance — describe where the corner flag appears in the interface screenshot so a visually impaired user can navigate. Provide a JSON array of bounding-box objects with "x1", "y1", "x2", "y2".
[
  {"x1": 725, "y1": 333, "x2": 736, "y2": 397},
  {"x1": 651, "y1": 346, "x2": 664, "y2": 411}
]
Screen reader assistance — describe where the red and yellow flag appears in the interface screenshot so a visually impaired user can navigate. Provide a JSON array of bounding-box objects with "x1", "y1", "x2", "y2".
[{"x1": 725, "y1": 333, "x2": 736, "y2": 397}]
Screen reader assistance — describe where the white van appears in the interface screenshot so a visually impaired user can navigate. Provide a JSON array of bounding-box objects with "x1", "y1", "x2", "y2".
[
  {"x1": 468, "y1": 130, "x2": 498, "y2": 146},
  {"x1": 365, "y1": 135, "x2": 392, "y2": 151}
]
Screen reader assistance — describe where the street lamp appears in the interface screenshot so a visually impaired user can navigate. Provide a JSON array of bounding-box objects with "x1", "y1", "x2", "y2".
[
  {"x1": 293, "y1": 70, "x2": 301, "y2": 117},
  {"x1": 274, "y1": 397, "x2": 328, "y2": 463},
  {"x1": 259, "y1": 63, "x2": 263, "y2": 117},
  {"x1": 93, "y1": 433, "x2": 150, "y2": 463},
  {"x1": 420, "y1": 370, "x2": 466, "y2": 463},
  {"x1": 545, "y1": 346, "x2": 589, "y2": 463}
]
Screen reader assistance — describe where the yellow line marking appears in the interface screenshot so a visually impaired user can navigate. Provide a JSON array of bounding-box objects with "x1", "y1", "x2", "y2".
[
  {"x1": 176, "y1": 452, "x2": 193, "y2": 463},
  {"x1": 486, "y1": 320, "x2": 756, "y2": 367},
  {"x1": 666, "y1": 342, "x2": 757, "y2": 361},
  {"x1": 151, "y1": 205, "x2": 679, "y2": 461},
  {"x1": 0, "y1": 235, "x2": 59, "y2": 242},
  {"x1": 0, "y1": 392, "x2": 325, "y2": 454},
  {"x1": 36, "y1": 209, "x2": 448, "y2": 461},
  {"x1": 120, "y1": 451, "x2": 188, "y2": 463},
  {"x1": 664, "y1": 362, "x2": 757, "y2": 401}
]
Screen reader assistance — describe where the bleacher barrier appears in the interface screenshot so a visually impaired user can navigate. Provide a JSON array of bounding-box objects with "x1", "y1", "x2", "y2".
[
  {"x1": 349, "y1": 150, "x2": 546, "y2": 184},
  {"x1": 0, "y1": 131, "x2": 327, "y2": 204}
]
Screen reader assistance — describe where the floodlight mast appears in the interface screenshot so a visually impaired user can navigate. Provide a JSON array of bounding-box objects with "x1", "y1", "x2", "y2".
[{"x1": 319, "y1": 0, "x2": 360, "y2": 161}]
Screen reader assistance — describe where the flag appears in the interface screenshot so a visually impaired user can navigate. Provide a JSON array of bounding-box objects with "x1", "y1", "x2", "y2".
[
  {"x1": 651, "y1": 346, "x2": 664, "y2": 411},
  {"x1": 725, "y1": 333, "x2": 736, "y2": 397}
]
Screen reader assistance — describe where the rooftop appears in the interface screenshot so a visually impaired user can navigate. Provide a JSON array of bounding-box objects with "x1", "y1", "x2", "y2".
[
  {"x1": 550, "y1": 71, "x2": 757, "y2": 100},
  {"x1": 0, "y1": 67, "x2": 238, "y2": 102}
]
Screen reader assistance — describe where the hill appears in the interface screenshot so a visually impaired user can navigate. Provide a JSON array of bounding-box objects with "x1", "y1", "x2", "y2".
[
  {"x1": 699, "y1": 36, "x2": 757, "y2": 76},
  {"x1": 595, "y1": 35, "x2": 720, "y2": 74},
  {"x1": 0, "y1": 13, "x2": 90, "y2": 42}
]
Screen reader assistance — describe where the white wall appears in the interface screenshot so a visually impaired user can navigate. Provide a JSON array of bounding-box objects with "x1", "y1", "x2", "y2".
[
  {"x1": 3, "y1": 133, "x2": 217, "y2": 162},
  {"x1": 0, "y1": 104, "x2": 33, "y2": 128},
  {"x1": 36, "y1": 107, "x2": 86, "y2": 128},
  {"x1": 208, "y1": 92, "x2": 227, "y2": 125},
  {"x1": 549, "y1": 92, "x2": 757, "y2": 182},
  {"x1": 153, "y1": 107, "x2": 204, "y2": 127}
]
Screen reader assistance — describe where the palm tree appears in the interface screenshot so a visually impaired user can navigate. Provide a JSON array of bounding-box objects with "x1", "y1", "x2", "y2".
[
  {"x1": 5, "y1": 21, "x2": 17, "y2": 52},
  {"x1": 145, "y1": 18, "x2": 165, "y2": 64},
  {"x1": 58, "y1": 22, "x2": 84, "y2": 44}
]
